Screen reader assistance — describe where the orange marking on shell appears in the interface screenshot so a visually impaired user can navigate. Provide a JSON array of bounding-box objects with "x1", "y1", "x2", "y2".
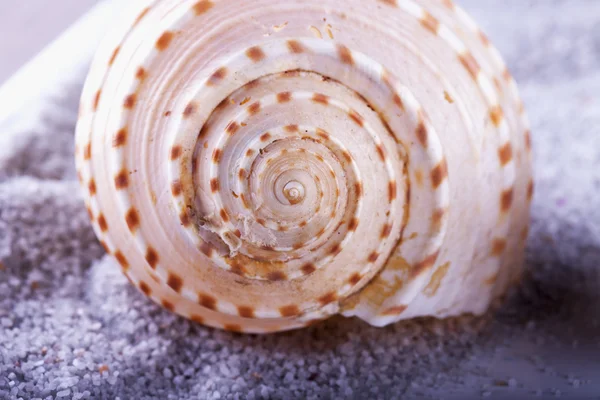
[
  {"x1": 210, "y1": 178, "x2": 220, "y2": 193},
  {"x1": 500, "y1": 188, "x2": 514, "y2": 212},
  {"x1": 109, "y1": 47, "x2": 120, "y2": 66},
  {"x1": 380, "y1": 224, "x2": 392, "y2": 239},
  {"x1": 498, "y1": 142, "x2": 513, "y2": 166},
  {"x1": 93, "y1": 91, "x2": 101, "y2": 111},
  {"x1": 388, "y1": 180, "x2": 397, "y2": 202},
  {"x1": 190, "y1": 315, "x2": 204, "y2": 325},
  {"x1": 378, "y1": 0, "x2": 397, "y2": 5},
  {"x1": 284, "y1": 125, "x2": 298, "y2": 132},
  {"x1": 114, "y1": 169, "x2": 129, "y2": 189},
  {"x1": 527, "y1": 180, "x2": 534, "y2": 201},
  {"x1": 219, "y1": 208, "x2": 230, "y2": 223},
  {"x1": 135, "y1": 67, "x2": 146, "y2": 81},
  {"x1": 420, "y1": 11, "x2": 439, "y2": 34},
  {"x1": 348, "y1": 217, "x2": 359, "y2": 231},
  {"x1": 247, "y1": 102, "x2": 261, "y2": 115},
  {"x1": 376, "y1": 144, "x2": 386, "y2": 161},
  {"x1": 193, "y1": 0, "x2": 214, "y2": 14},
  {"x1": 224, "y1": 324, "x2": 243, "y2": 333},
  {"x1": 277, "y1": 92, "x2": 291, "y2": 103},
  {"x1": 348, "y1": 273, "x2": 362, "y2": 285},
  {"x1": 208, "y1": 67, "x2": 228, "y2": 85},
  {"x1": 240, "y1": 193, "x2": 250, "y2": 209},
  {"x1": 237, "y1": 306, "x2": 255, "y2": 318},
  {"x1": 318, "y1": 292, "x2": 338, "y2": 306},
  {"x1": 337, "y1": 45, "x2": 354, "y2": 65},
  {"x1": 113, "y1": 128, "x2": 127, "y2": 147},
  {"x1": 167, "y1": 273, "x2": 183, "y2": 292},
  {"x1": 171, "y1": 180, "x2": 182, "y2": 196},
  {"x1": 286, "y1": 40, "x2": 305, "y2": 53},
  {"x1": 355, "y1": 182, "x2": 363, "y2": 197},
  {"x1": 98, "y1": 214, "x2": 108, "y2": 232},
  {"x1": 139, "y1": 281, "x2": 151, "y2": 296},
  {"x1": 368, "y1": 251, "x2": 379, "y2": 263},
  {"x1": 489, "y1": 105, "x2": 504, "y2": 127},
  {"x1": 301, "y1": 263, "x2": 316, "y2": 274},
  {"x1": 84, "y1": 143, "x2": 92, "y2": 160},
  {"x1": 183, "y1": 102, "x2": 197, "y2": 118},
  {"x1": 161, "y1": 300, "x2": 175, "y2": 312},
  {"x1": 212, "y1": 148, "x2": 222, "y2": 164},
  {"x1": 125, "y1": 208, "x2": 140, "y2": 232},
  {"x1": 123, "y1": 93, "x2": 137, "y2": 109},
  {"x1": 431, "y1": 208, "x2": 446, "y2": 233},
  {"x1": 180, "y1": 210, "x2": 191, "y2": 227},
  {"x1": 382, "y1": 305, "x2": 407, "y2": 316},
  {"x1": 431, "y1": 160, "x2": 448, "y2": 188},
  {"x1": 342, "y1": 151, "x2": 352, "y2": 163},
  {"x1": 171, "y1": 145, "x2": 182, "y2": 160},
  {"x1": 267, "y1": 271, "x2": 287, "y2": 281},
  {"x1": 329, "y1": 244, "x2": 342, "y2": 255},
  {"x1": 114, "y1": 251, "x2": 129, "y2": 269},
  {"x1": 411, "y1": 250, "x2": 440, "y2": 278},
  {"x1": 280, "y1": 305, "x2": 300, "y2": 317},
  {"x1": 156, "y1": 31, "x2": 174, "y2": 51},
  {"x1": 260, "y1": 132, "x2": 272, "y2": 141},
  {"x1": 316, "y1": 128, "x2": 329, "y2": 140},
  {"x1": 246, "y1": 46, "x2": 265, "y2": 62},
  {"x1": 491, "y1": 238, "x2": 507, "y2": 256},
  {"x1": 458, "y1": 52, "x2": 481, "y2": 80},
  {"x1": 348, "y1": 110, "x2": 364, "y2": 126},
  {"x1": 88, "y1": 179, "x2": 97, "y2": 195},
  {"x1": 199, "y1": 293, "x2": 217, "y2": 310},
  {"x1": 145, "y1": 247, "x2": 159, "y2": 269},
  {"x1": 416, "y1": 122, "x2": 428, "y2": 146},
  {"x1": 312, "y1": 93, "x2": 329, "y2": 105},
  {"x1": 134, "y1": 7, "x2": 150, "y2": 26}
]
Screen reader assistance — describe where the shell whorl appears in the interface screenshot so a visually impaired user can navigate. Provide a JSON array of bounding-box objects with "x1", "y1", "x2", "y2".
[{"x1": 75, "y1": 0, "x2": 532, "y2": 333}]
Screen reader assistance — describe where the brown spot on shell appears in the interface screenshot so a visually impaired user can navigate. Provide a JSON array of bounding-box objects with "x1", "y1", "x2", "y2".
[
  {"x1": 491, "y1": 238, "x2": 507, "y2": 256},
  {"x1": 200, "y1": 242, "x2": 213, "y2": 257},
  {"x1": 199, "y1": 293, "x2": 217, "y2": 310},
  {"x1": 166, "y1": 273, "x2": 183, "y2": 293},
  {"x1": 301, "y1": 263, "x2": 316, "y2": 274},
  {"x1": 337, "y1": 45, "x2": 354, "y2": 65},
  {"x1": 388, "y1": 180, "x2": 397, "y2": 202},
  {"x1": 416, "y1": 122, "x2": 428, "y2": 146},
  {"x1": 267, "y1": 271, "x2": 287, "y2": 281},
  {"x1": 318, "y1": 292, "x2": 338, "y2": 306},
  {"x1": 93, "y1": 91, "x2": 101, "y2": 111},
  {"x1": 420, "y1": 11, "x2": 439, "y2": 34},
  {"x1": 245, "y1": 149, "x2": 255, "y2": 158},
  {"x1": 180, "y1": 210, "x2": 191, "y2": 227},
  {"x1": 260, "y1": 132, "x2": 272, "y2": 141},
  {"x1": 444, "y1": 91, "x2": 454, "y2": 103},
  {"x1": 423, "y1": 262, "x2": 451, "y2": 297},
  {"x1": 348, "y1": 217, "x2": 359, "y2": 231},
  {"x1": 171, "y1": 145, "x2": 182, "y2": 160},
  {"x1": 378, "y1": 0, "x2": 397, "y2": 5},
  {"x1": 380, "y1": 224, "x2": 392, "y2": 239},
  {"x1": 329, "y1": 244, "x2": 342, "y2": 256},
  {"x1": 355, "y1": 182, "x2": 363, "y2": 197},
  {"x1": 312, "y1": 93, "x2": 329, "y2": 105},
  {"x1": 208, "y1": 67, "x2": 228, "y2": 85},
  {"x1": 212, "y1": 148, "x2": 222, "y2": 164},
  {"x1": 237, "y1": 306, "x2": 255, "y2": 318},
  {"x1": 226, "y1": 121, "x2": 240, "y2": 135},
  {"x1": 210, "y1": 178, "x2": 220, "y2": 193},
  {"x1": 500, "y1": 188, "x2": 513, "y2": 212},
  {"x1": 368, "y1": 251, "x2": 379, "y2": 263},
  {"x1": 286, "y1": 40, "x2": 305, "y2": 53},
  {"x1": 193, "y1": 0, "x2": 214, "y2": 14},
  {"x1": 156, "y1": 31, "x2": 174, "y2": 51},
  {"x1": 219, "y1": 208, "x2": 230, "y2": 223},
  {"x1": 88, "y1": 179, "x2": 97, "y2": 195},
  {"x1": 84, "y1": 143, "x2": 92, "y2": 160},
  {"x1": 489, "y1": 105, "x2": 504, "y2": 127},
  {"x1": 145, "y1": 247, "x2": 159, "y2": 269},
  {"x1": 348, "y1": 273, "x2": 362, "y2": 285},
  {"x1": 280, "y1": 305, "x2": 300, "y2": 317},
  {"x1": 125, "y1": 208, "x2": 140, "y2": 232},
  {"x1": 527, "y1": 180, "x2": 534, "y2": 201},
  {"x1": 277, "y1": 92, "x2": 291, "y2": 103},
  {"x1": 114, "y1": 169, "x2": 129, "y2": 189},
  {"x1": 135, "y1": 67, "x2": 146, "y2": 81},
  {"x1": 458, "y1": 52, "x2": 481, "y2": 80},
  {"x1": 525, "y1": 130, "x2": 532, "y2": 152},
  {"x1": 247, "y1": 102, "x2": 261, "y2": 115},
  {"x1": 246, "y1": 46, "x2": 265, "y2": 62},
  {"x1": 348, "y1": 110, "x2": 364, "y2": 126},
  {"x1": 316, "y1": 128, "x2": 329, "y2": 140},
  {"x1": 431, "y1": 160, "x2": 448, "y2": 188},
  {"x1": 393, "y1": 93, "x2": 404, "y2": 110},
  {"x1": 139, "y1": 281, "x2": 151, "y2": 296},
  {"x1": 190, "y1": 315, "x2": 204, "y2": 325},
  {"x1": 284, "y1": 125, "x2": 298, "y2": 133},
  {"x1": 411, "y1": 250, "x2": 440, "y2": 278},
  {"x1": 382, "y1": 305, "x2": 407, "y2": 316},
  {"x1": 431, "y1": 208, "x2": 446, "y2": 233},
  {"x1": 161, "y1": 300, "x2": 175, "y2": 312},
  {"x1": 183, "y1": 102, "x2": 197, "y2": 118},
  {"x1": 171, "y1": 180, "x2": 182, "y2": 196},
  {"x1": 98, "y1": 214, "x2": 108, "y2": 232},
  {"x1": 134, "y1": 7, "x2": 150, "y2": 26},
  {"x1": 114, "y1": 251, "x2": 129, "y2": 269},
  {"x1": 113, "y1": 128, "x2": 127, "y2": 147},
  {"x1": 123, "y1": 94, "x2": 137, "y2": 109},
  {"x1": 224, "y1": 324, "x2": 243, "y2": 333},
  {"x1": 376, "y1": 144, "x2": 386, "y2": 161},
  {"x1": 109, "y1": 47, "x2": 120, "y2": 66},
  {"x1": 498, "y1": 142, "x2": 513, "y2": 166}
]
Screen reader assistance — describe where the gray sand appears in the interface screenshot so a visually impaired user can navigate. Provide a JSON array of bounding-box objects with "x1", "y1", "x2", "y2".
[{"x1": 1, "y1": 1, "x2": 600, "y2": 399}]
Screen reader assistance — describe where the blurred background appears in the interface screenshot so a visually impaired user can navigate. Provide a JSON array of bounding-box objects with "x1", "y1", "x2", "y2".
[{"x1": 0, "y1": 0, "x2": 97, "y2": 83}]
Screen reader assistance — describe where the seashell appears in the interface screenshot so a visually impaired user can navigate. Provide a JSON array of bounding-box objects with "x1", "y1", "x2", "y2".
[{"x1": 75, "y1": 0, "x2": 532, "y2": 333}]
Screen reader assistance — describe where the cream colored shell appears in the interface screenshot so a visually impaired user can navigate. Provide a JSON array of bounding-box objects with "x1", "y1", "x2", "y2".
[{"x1": 75, "y1": 0, "x2": 533, "y2": 333}]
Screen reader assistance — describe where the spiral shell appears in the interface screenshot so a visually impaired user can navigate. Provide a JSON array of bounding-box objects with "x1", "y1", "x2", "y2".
[{"x1": 75, "y1": 0, "x2": 532, "y2": 333}]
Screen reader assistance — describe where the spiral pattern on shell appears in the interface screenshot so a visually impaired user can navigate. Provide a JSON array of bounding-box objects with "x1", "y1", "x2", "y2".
[{"x1": 75, "y1": 0, "x2": 533, "y2": 333}]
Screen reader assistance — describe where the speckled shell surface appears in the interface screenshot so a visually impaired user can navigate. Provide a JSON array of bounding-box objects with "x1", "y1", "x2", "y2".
[{"x1": 75, "y1": 0, "x2": 533, "y2": 333}]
